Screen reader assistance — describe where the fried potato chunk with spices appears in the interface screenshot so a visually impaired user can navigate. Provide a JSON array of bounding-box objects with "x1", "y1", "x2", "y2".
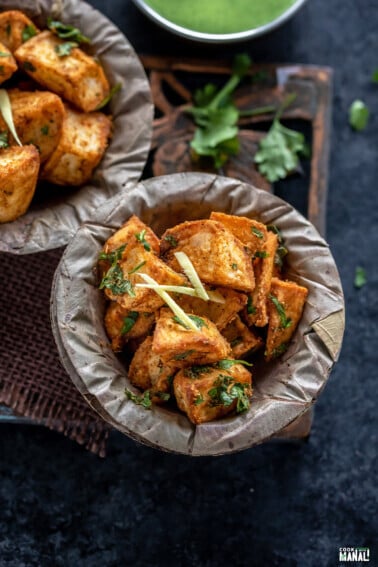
[
  {"x1": 104, "y1": 302, "x2": 155, "y2": 352},
  {"x1": 244, "y1": 230, "x2": 278, "y2": 328},
  {"x1": 41, "y1": 104, "x2": 111, "y2": 185},
  {"x1": 265, "y1": 277, "x2": 308, "y2": 361},
  {"x1": 128, "y1": 336, "x2": 178, "y2": 403},
  {"x1": 102, "y1": 246, "x2": 186, "y2": 312},
  {"x1": 152, "y1": 307, "x2": 231, "y2": 367},
  {"x1": 161, "y1": 219, "x2": 255, "y2": 292},
  {"x1": 0, "y1": 145, "x2": 39, "y2": 223},
  {"x1": 0, "y1": 90, "x2": 65, "y2": 163},
  {"x1": 174, "y1": 362, "x2": 252, "y2": 424},
  {"x1": 222, "y1": 315, "x2": 263, "y2": 358},
  {"x1": 102, "y1": 215, "x2": 160, "y2": 258},
  {"x1": 0, "y1": 42, "x2": 17, "y2": 84},
  {"x1": 0, "y1": 11, "x2": 39, "y2": 53},
  {"x1": 176, "y1": 286, "x2": 247, "y2": 331},
  {"x1": 14, "y1": 30, "x2": 110, "y2": 112},
  {"x1": 210, "y1": 211, "x2": 268, "y2": 254}
]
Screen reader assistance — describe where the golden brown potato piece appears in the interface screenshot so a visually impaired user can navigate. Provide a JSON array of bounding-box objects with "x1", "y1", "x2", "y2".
[
  {"x1": 174, "y1": 362, "x2": 252, "y2": 424},
  {"x1": 265, "y1": 277, "x2": 308, "y2": 361},
  {"x1": 41, "y1": 104, "x2": 111, "y2": 185},
  {"x1": 161, "y1": 219, "x2": 255, "y2": 292},
  {"x1": 0, "y1": 11, "x2": 39, "y2": 53},
  {"x1": 0, "y1": 90, "x2": 65, "y2": 163},
  {"x1": 104, "y1": 301, "x2": 155, "y2": 352},
  {"x1": 0, "y1": 42, "x2": 17, "y2": 84},
  {"x1": 14, "y1": 30, "x2": 110, "y2": 112},
  {"x1": 103, "y1": 246, "x2": 186, "y2": 312},
  {"x1": 0, "y1": 144, "x2": 39, "y2": 223},
  {"x1": 222, "y1": 315, "x2": 263, "y2": 358},
  {"x1": 152, "y1": 307, "x2": 231, "y2": 366},
  {"x1": 128, "y1": 336, "x2": 178, "y2": 403},
  {"x1": 210, "y1": 211, "x2": 267, "y2": 254},
  {"x1": 103, "y1": 215, "x2": 160, "y2": 257},
  {"x1": 243, "y1": 231, "x2": 278, "y2": 328},
  {"x1": 176, "y1": 286, "x2": 247, "y2": 331}
]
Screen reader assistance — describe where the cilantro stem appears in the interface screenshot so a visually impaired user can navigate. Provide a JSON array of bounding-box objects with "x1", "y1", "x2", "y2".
[{"x1": 238, "y1": 104, "x2": 277, "y2": 117}]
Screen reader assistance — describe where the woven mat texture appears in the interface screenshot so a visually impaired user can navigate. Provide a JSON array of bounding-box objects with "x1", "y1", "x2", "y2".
[{"x1": 0, "y1": 248, "x2": 110, "y2": 456}]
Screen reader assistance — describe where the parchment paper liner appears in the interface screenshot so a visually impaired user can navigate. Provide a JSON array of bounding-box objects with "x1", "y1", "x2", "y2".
[
  {"x1": 51, "y1": 172, "x2": 345, "y2": 456},
  {"x1": 0, "y1": 0, "x2": 153, "y2": 254}
]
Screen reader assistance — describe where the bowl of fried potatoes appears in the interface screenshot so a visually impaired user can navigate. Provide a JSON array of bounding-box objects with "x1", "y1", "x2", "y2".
[
  {"x1": 51, "y1": 172, "x2": 345, "y2": 455},
  {"x1": 0, "y1": 0, "x2": 153, "y2": 253}
]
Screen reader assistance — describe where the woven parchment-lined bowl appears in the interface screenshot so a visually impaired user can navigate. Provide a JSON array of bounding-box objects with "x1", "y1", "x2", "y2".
[
  {"x1": 51, "y1": 173, "x2": 345, "y2": 456},
  {"x1": 0, "y1": 0, "x2": 153, "y2": 254}
]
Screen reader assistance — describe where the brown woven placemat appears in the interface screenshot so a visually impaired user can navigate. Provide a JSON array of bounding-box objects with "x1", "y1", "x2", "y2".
[{"x1": 0, "y1": 248, "x2": 110, "y2": 456}]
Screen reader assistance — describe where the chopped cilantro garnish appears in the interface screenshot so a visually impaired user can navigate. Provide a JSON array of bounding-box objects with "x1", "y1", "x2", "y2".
[
  {"x1": 230, "y1": 337, "x2": 243, "y2": 348},
  {"x1": 0, "y1": 52, "x2": 10, "y2": 57},
  {"x1": 354, "y1": 266, "x2": 367, "y2": 289},
  {"x1": 254, "y1": 251, "x2": 269, "y2": 259},
  {"x1": 269, "y1": 294, "x2": 292, "y2": 329},
  {"x1": 208, "y1": 375, "x2": 250, "y2": 413},
  {"x1": 125, "y1": 388, "x2": 152, "y2": 409},
  {"x1": 194, "y1": 394, "x2": 204, "y2": 405},
  {"x1": 40, "y1": 125, "x2": 49, "y2": 135},
  {"x1": 268, "y1": 343, "x2": 289, "y2": 359},
  {"x1": 95, "y1": 83, "x2": 122, "y2": 110},
  {"x1": 47, "y1": 18, "x2": 90, "y2": 44},
  {"x1": 349, "y1": 100, "x2": 369, "y2": 131},
  {"x1": 128, "y1": 261, "x2": 146, "y2": 275},
  {"x1": 217, "y1": 359, "x2": 253, "y2": 369},
  {"x1": 164, "y1": 234, "x2": 178, "y2": 247},
  {"x1": 22, "y1": 24, "x2": 37, "y2": 42},
  {"x1": 173, "y1": 350, "x2": 196, "y2": 361},
  {"x1": 121, "y1": 311, "x2": 139, "y2": 335},
  {"x1": 0, "y1": 131, "x2": 9, "y2": 149},
  {"x1": 173, "y1": 314, "x2": 207, "y2": 330},
  {"x1": 99, "y1": 244, "x2": 126, "y2": 263},
  {"x1": 184, "y1": 365, "x2": 212, "y2": 379},
  {"x1": 55, "y1": 41, "x2": 78, "y2": 57},
  {"x1": 154, "y1": 391, "x2": 171, "y2": 402},
  {"x1": 231, "y1": 263, "x2": 238, "y2": 270},
  {"x1": 251, "y1": 227, "x2": 264, "y2": 239},
  {"x1": 99, "y1": 244, "x2": 134, "y2": 296},
  {"x1": 135, "y1": 229, "x2": 151, "y2": 251}
]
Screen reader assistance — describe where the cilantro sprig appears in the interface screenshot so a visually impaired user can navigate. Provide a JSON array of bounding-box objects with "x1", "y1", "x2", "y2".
[
  {"x1": 185, "y1": 54, "x2": 276, "y2": 169},
  {"x1": 55, "y1": 41, "x2": 78, "y2": 57},
  {"x1": 255, "y1": 94, "x2": 309, "y2": 182},
  {"x1": 99, "y1": 244, "x2": 135, "y2": 296},
  {"x1": 125, "y1": 388, "x2": 152, "y2": 409},
  {"x1": 269, "y1": 294, "x2": 292, "y2": 329},
  {"x1": 208, "y1": 375, "x2": 250, "y2": 413}
]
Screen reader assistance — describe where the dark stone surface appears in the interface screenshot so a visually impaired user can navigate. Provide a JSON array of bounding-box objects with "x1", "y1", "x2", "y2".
[{"x1": 1, "y1": 0, "x2": 377, "y2": 565}]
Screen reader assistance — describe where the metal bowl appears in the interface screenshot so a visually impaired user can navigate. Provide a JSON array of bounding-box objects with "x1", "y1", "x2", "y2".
[{"x1": 131, "y1": 0, "x2": 308, "y2": 43}]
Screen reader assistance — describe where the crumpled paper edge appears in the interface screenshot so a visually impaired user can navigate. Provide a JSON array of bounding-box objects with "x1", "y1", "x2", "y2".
[
  {"x1": 0, "y1": 0, "x2": 153, "y2": 254},
  {"x1": 51, "y1": 172, "x2": 345, "y2": 456}
]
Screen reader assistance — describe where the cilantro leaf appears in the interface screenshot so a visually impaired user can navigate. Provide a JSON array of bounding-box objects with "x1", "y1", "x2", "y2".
[
  {"x1": 121, "y1": 311, "x2": 139, "y2": 334},
  {"x1": 125, "y1": 388, "x2": 152, "y2": 409},
  {"x1": 217, "y1": 359, "x2": 253, "y2": 369},
  {"x1": 269, "y1": 294, "x2": 292, "y2": 329},
  {"x1": 349, "y1": 100, "x2": 369, "y2": 131},
  {"x1": 246, "y1": 295, "x2": 256, "y2": 315},
  {"x1": 354, "y1": 266, "x2": 367, "y2": 289},
  {"x1": 135, "y1": 229, "x2": 151, "y2": 251},
  {"x1": 173, "y1": 315, "x2": 207, "y2": 330},
  {"x1": 99, "y1": 244, "x2": 135, "y2": 296},
  {"x1": 95, "y1": 83, "x2": 122, "y2": 110},
  {"x1": 22, "y1": 24, "x2": 37, "y2": 43},
  {"x1": 208, "y1": 375, "x2": 250, "y2": 413},
  {"x1": 0, "y1": 131, "x2": 9, "y2": 149},
  {"x1": 47, "y1": 18, "x2": 90, "y2": 44},
  {"x1": 55, "y1": 41, "x2": 78, "y2": 57}
]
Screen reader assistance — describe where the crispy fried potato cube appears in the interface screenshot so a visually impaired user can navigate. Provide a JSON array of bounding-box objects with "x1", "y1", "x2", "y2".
[
  {"x1": 152, "y1": 308, "x2": 231, "y2": 366},
  {"x1": 0, "y1": 144, "x2": 39, "y2": 222},
  {"x1": 161, "y1": 219, "x2": 255, "y2": 292},
  {"x1": 104, "y1": 301, "x2": 155, "y2": 352},
  {"x1": 265, "y1": 277, "x2": 308, "y2": 361},
  {"x1": 176, "y1": 286, "x2": 247, "y2": 331},
  {"x1": 210, "y1": 211, "x2": 267, "y2": 254},
  {"x1": 40, "y1": 104, "x2": 111, "y2": 185},
  {"x1": 103, "y1": 246, "x2": 186, "y2": 311},
  {"x1": 0, "y1": 11, "x2": 39, "y2": 53},
  {"x1": 103, "y1": 215, "x2": 160, "y2": 257},
  {"x1": 244, "y1": 231, "x2": 278, "y2": 327},
  {"x1": 128, "y1": 336, "x2": 178, "y2": 403},
  {"x1": 14, "y1": 30, "x2": 110, "y2": 112},
  {"x1": 222, "y1": 315, "x2": 263, "y2": 358},
  {"x1": 174, "y1": 363, "x2": 252, "y2": 424},
  {"x1": 0, "y1": 42, "x2": 17, "y2": 84},
  {"x1": 0, "y1": 90, "x2": 65, "y2": 163}
]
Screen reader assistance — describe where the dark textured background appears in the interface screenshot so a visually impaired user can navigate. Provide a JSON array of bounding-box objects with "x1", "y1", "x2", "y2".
[{"x1": 1, "y1": 0, "x2": 377, "y2": 565}]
